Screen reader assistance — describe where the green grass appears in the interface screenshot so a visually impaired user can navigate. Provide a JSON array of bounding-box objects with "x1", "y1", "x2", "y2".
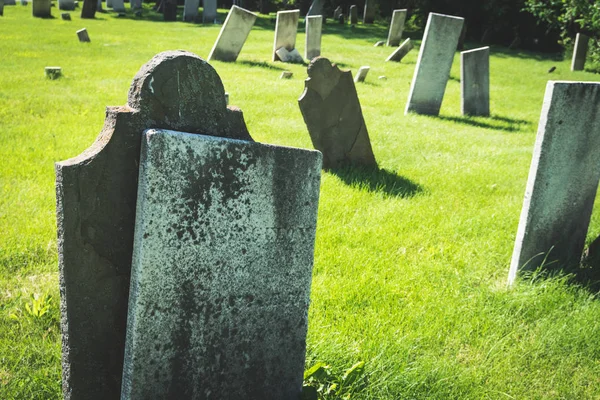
[{"x1": 2, "y1": 4, "x2": 600, "y2": 399}]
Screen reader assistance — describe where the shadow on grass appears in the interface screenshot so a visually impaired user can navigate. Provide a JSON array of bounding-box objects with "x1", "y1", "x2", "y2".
[
  {"x1": 329, "y1": 165, "x2": 422, "y2": 198},
  {"x1": 435, "y1": 114, "x2": 533, "y2": 132},
  {"x1": 572, "y1": 236, "x2": 600, "y2": 292},
  {"x1": 237, "y1": 60, "x2": 288, "y2": 71}
]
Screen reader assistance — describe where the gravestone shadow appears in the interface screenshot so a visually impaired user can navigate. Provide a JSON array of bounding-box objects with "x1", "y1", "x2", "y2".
[
  {"x1": 329, "y1": 165, "x2": 422, "y2": 198},
  {"x1": 435, "y1": 114, "x2": 532, "y2": 132},
  {"x1": 237, "y1": 60, "x2": 288, "y2": 70},
  {"x1": 573, "y1": 236, "x2": 600, "y2": 293}
]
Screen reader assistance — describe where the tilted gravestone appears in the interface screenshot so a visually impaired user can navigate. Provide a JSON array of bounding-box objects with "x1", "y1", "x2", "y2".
[
  {"x1": 385, "y1": 37, "x2": 413, "y2": 62},
  {"x1": 202, "y1": 0, "x2": 217, "y2": 23},
  {"x1": 273, "y1": 9, "x2": 300, "y2": 62},
  {"x1": 354, "y1": 66, "x2": 369, "y2": 83},
  {"x1": 508, "y1": 81, "x2": 600, "y2": 285},
  {"x1": 363, "y1": 0, "x2": 375, "y2": 24},
  {"x1": 333, "y1": 5, "x2": 341, "y2": 20},
  {"x1": 121, "y1": 128, "x2": 322, "y2": 399},
  {"x1": 77, "y1": 28, "x2": 91, "y2": 42},
  {"x1": 571, "y1": 33, "x2": 589, "y2": 72},
  {"x1": 387, "y1": 9, "x2": 407, "y2": 46},
  {"x1": 405, "y1": 12, "x2": 464, "y2": 115},
  {"x1": 460, "y1": 46, "x2": 489, "y2": 116},
  {"x1": 305, "y1": 15, "x2": 322, "y2": 60},
  {"x1": 58, "y1": 0, "x2": 75, "y2": 10},
  {"x1": 183, "y1": 0, "x2": 199, "y2": 22},
  {"x1": 298, "y1": 57, "x2": 377, "y2": 169},
  {"x1": 348, "y1": 5, "x2": 357, "y2": 25},
  {"x1": 55, "y1": 50, "x2": 253, "y2": 400},
  {"x1": 80, "y1": 0, "x2": 96, "y2": 18},
  {"x1": 208, "y1": 5, "x2": 257, "y2": 62},
  {"x1": 32, "y1": 0, "x2": 51, "y2": 17}
]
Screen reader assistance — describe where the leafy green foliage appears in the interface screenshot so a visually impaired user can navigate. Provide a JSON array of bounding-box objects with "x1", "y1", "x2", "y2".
[{"x1": 303, "y1": 362, "x2": 366, "y2": 399}]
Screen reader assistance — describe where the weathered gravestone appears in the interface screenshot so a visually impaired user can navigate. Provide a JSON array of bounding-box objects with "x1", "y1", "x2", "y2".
[
  {"x1": 276, "y1": 47, "x2": 304, "y2": 63},
  {"x1": 333, "y1": 5, "x2": 341, "y2": 20},
  {"x1": 298, "y1": 57, "x2": 377, "y2": 169},
  {"x1": 306, "y1": 0, "x2": 323, "y2": 17},
  {"x1": 348, "y1": 5, "x2": 357, "y2": 25},
  {"x1": 571, "y1": 33, "x2": 589, "y2": 72},
  {"x1": 183, "y1": 0, "x2": 199, "y2": 22},
  {"x1": 305, "y1": 15, "x2": 322, "y2": 60},
  {"x1": 354, "y1": 66, "x2": 369, "y2": 83},
  {"x1": 0, "y1": 0, "x2": 4, "y2": 16},
  {"x1": 273, "y1": 9, "x2": 300, "y2": 62},
  {"x1": 121, "y1": 129, "x2": 322, "y2": 399},
  {"x1": 405, "y1": 12, "x2": 464, "y2": 115},
  {"x1": 202, "y1": 0, "x2": 217, "y2": 23},
  {"x1": 163, "y1": 0, "x2": 177, "y2": 21},
  {"x1": 460, "y1": 46, "x2": 489, "y2": 116},
  {"x1": 58, "y1": 0, "x2": 74, "y2": 10},
  {"x1": 106, "y1": 0, "x2": 112, "y2": 7},
  {"x1": 80, "y1": 0, "x2": 96, "y2": 18},
  {"x1": 111, "y1": 0, "x2": 125, "y2": 12},
  {"x1": 4, "y1": 0, "x2": 14, "y2": 5},
  {"x1": 61, "y1": 12, "x2": 71, "y2": 19},
  {"x1": 387, "y1": 9, "x2": 407, "y2": 46},
  {"x1": 130, "y1": 0, "x2": 141, "y2": 12},
  {"x1": 77, "y1": 28, "x2": 90, "y2": 42},
  {"x1": 208, "y1": 5, "x2": 257, "y2": 62},
  {"x1": 508, "y1": 81, "x2": 600, "y2": 285},
  {"x1": 363, "y1": 0, "x2": 375, "y2": 24},
  {"x1": 45, "y1": 66, "x2": 62, "y2": 79},
  {"x1": 385, "y1": 37, "x2": 413, "y2": 62},
  {"x1": 55, "y1": 50, "x2": 254, "y2": 400},
  {"x1": 32, "y1": 0, "x2": 51, "y2": 17}
]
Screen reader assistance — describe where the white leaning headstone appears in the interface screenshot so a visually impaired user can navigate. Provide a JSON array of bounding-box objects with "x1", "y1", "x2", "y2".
[
  {"x1": 208, "y1": 6, "x2": 257, "y2": 62},
  {"x1": 183, "y1": 0, "x2": 199, "y2": 21},
  {"x1": 305, "y1": 15, "x2": 322, "y2": 60},
  {"x1": 387, "y1": 9, "x2": 407, "y2": 46},
  {"x1": 508, "y1": 81, "x2": 600, "y2": 285},
  {"x1": 405, "y1": 12, "x2": 464, "y2": 116},
  {"x1": 385, "y1": 37, "x2": 413, "y2": 62},
  {"x1": 202, "y1": 0, "x2": 217, "y2": 23},
  {"x1": 272, "y1": 9, "x2": 300, "y2": 62},
  {"x1": 354, "y1": 66, "x2": 369, "y2": 83},
  {"x1": 460, "y1": 46, "x2": 489, "y2": 116},
  {"x1": 571, "y1": 33, "x2": 589, "y2": 72}
]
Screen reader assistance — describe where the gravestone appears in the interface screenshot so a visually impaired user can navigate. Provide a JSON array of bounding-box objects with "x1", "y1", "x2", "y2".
[
  {"x1": 273, "y1": 9, "x2": 300, "y2": 62},
  {"x1": 58, "y1": 0, "x2": 74, "y2": 10},
  {"x1": 298, "y1": 57, "x2": 377, "y2": 169},
  {"x1": 77, "y1": 28, "x2": 90, "y2": 42},
  {"x1": 460, "y1": 46, "x2": 489, "y2": 116},
  {"x1": 32, "y1": 0, "x2": 51, "y2": 17},
  {"x1": 571, "y1": 33, "x2": 589, "y2": 71},
  {"x1": 333, "y1": 5, "x2": 341, "y2": 20},
  {"x1": 363, "y1": 0, "x2": 375, "y2": 24},
  {"x1": 387, "y1": 9, "x2": 407, "y2": 46},
  {"x1": 508, "y1": 81, "x2": 600, "y2": 285},
  {"x1": 306, "y1": 0, "x2": 322, "y2": 16},
  {"x1": 111, "y1": 0, "x2": 125, "y2": 12},
  {"x1": 280, "y1": 71, "x2": 293, "y2": 79},
  {"x1": 106, "y1": 0, "x2": 111, "y2": 7},
  {"x1": 374, "y1": 40, "x2": 384, "y2": 47},
  {"x1": 55, "y1": 50, "x2": 253, "y2": 400},
  {"x1": 337, "y1": 14, "x2": 344, "y2": 24},
  {"x1": 202, "y1": 0, "x2": 217, "y2": 23},
  {"x1": 275, "y1": 47, "x2": 304, "y2": 64},
  {"x1": 208, "y1": 5, "x2": 257, "y2": 62},
  {"x1": 130, "y1": 0, "x2": 141, "y2": 11},
  {"x1": 81, "y1": 0, "x2": 96, "y2": 18},
  {"x1": 121, "y1": 129, "x2": 321, "y2": 399},
  {"x1": 305, "y1": 15, "x2": 322, "y2": 60},
  {"x1": 348, "y1": 5, "x2": 357, "y2": 25},
  {"x1": 385, "y1": 38, "x2": 413, "y2": 62},
  {"x1": 4, "y1": 0, "x2": 14, "y2": 5},
  {"x1": 0, "y1": 0, "x2": 4, "y2": 16},
  {"x1": 163, "y1": 0, "x2": 177, "y2": 21},
  {"x1": 183, "y1": 0, "x2": 199, "y2": 21},
  {"x1": 354, "y1": 66, "x2": 369, "y2": 83},
  {"x1": 61, "y1": 12, "x2": 70, "y2": 19},
  {"x1": 45, "y1": 66, "x2": 61, "y2": 79},
  {"x1": 405, "y1": 12, "x2": 464, "y2": 115}
]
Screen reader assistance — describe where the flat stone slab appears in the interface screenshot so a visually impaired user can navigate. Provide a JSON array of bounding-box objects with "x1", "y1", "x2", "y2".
[
  {"x1": 298, "y1": 57, "x2": 377, "y2": 169},
  {"x1": 387, "y1": 9, "x2": 407, "y2": 46},
  {"x1": 461, "y1": 46, "x2": 489, "y2": 116},
  {"x1": 571, "y1": 33, "x2": 589, "y2": 71},
  {"x1": 508, "y1": 81, "x2": 600, "y2": 284},
  {"x1": 121, "y1": 129, "x2": 322, "y2": 399},
  {"x1": 385, "y1": 37, "x2": 413, "y2": 62},
  {"x1": 405, "y1": 12, "x2": 464, "y2": 115},
  {"x1": 354, "y1": 66, "x2": 369, "y2": 83},
  {"x1": 208, "y1": 6, "x2": 257, "y2": 62},
  {"x1": 273, "y1": 9, "x2": 300, "y2": 61},
  {"x1": 305, "y1": 15, "x2": 322, "y2": 60}
]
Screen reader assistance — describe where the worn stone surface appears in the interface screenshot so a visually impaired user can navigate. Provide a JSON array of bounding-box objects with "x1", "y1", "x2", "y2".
[
  {"x1": 55, "y1": 51, "x2": 252, "y2": 400},
  {"x1": 363, "y1": 0, "x2": 375, "y2": 23},
  {"x1": 130, "y1": 0, "x2": 141, "y2": 10},
  {"x1": 77, "y1": 28, "x2": 90, "y2": 42},
  {"x1": 405, "y1": 13, "x2": 463, "y2": 115},
  {"x1": 202, "y1": 0, "x2": 217, "y2": 23},
  {"x1": 387, "y1": 9, "x2": 406, "y2": 46},
  {"x1": 508, "y1": 82, "x2": 600, "y2": 285},
  {"x1": 0, "y1": 0, "x2": 4, "y2": 16},
  {"x1": 348, "y1": 5, "x2": 357, "y2": 24},
  {"x1": 111, "y1": 0, "x2": 125, "y2": 12},
  {"x1": 354, "y1": 66, "x2": 369, "y2": 83},
  {"x1": 571, "y1": 33, "x2": 589, "y2": 71},
  {"x1": 45, "y1": 66, "x2": 62, "y2": 79},
  {"x1": 305, "y1": 15, "x2": 322, "y2": 60},
  {"x1": 306, "y1": 0, "x2": 322, "y2": 16},
  {"x1": 276, "y1": 47, "x2": 303, "y2": 64},
  {"x1": 460, "y1": 46, "x2": 489, "y2": 116},
  {"x1": 183, "y1": 0, "x2": 199, "y2": 22},
  {"x1": 298, "y1": 57, "x2": 377, "y2": 169},
  {"x1": 333, "y1": 5, "x2": 341, "y2": 20},
  {"x1": 58, "y1": 0, "x2": 74, "y2": 10},
  {"x1": 81, "y1": 0, "x2": 96, "y2": 18},
  {"x1": 280, "y1": 71, "x2": 293, "y2": 79},
  {"x1": 208, "y1": 6, "x2": 256, "y2": 62},
  {"x1": 385, "y1": 37, "x2": 412, "y2": 62},
  {"x1": 273, "y1": 9, "x2": 299, "y2": 61},
  {"x1": 32, "y1": 0, "x2": 51, "y2": 17},
  {"x1": 121, "y1": 129, "x2": 321, "y2": 400}
]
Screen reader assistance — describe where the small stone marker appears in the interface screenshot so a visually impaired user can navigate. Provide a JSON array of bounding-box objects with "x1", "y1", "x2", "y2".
[
  {"x1": 387, "y1": 9, "x2": 407, "y2": 46},
  {"x1": 81, "y1": 0, "x2": 96, "y2": 18},
  {"x1": 298, "y1": 57, "x2": 377, "y2": 169},
  {"x1": 275, "y1": 47, "x2": 304, "y2": 64},
  {"x1": 305, "y1": 15, "x2": 322, "y2": 60},
  {"x1": 58, "y1": 0, "x2": 74, "y2": 9},
  {"x1": 460, "y1": 46, "x2": 489, "y2": 116},
  {"x1": 111, "y1": 0, "x2": 124, "y2": 12},
  {"x1": 202, "y1": 0, "x2": 217, "y2": 23},
  {"x1": 333, "y1": 5, "x2": 341, "y2": 20},
  {"x1": 571, "y1": 33, "x2": 589, "y2": 71},
  {"x1": 348, "y1": 5, "x2": 357, "y2": 25},
  {"x1": 273, "y1": 9, "x2": 300, "y2": 62},
  {"x1": 280, "y1": 71, "x2": 293, "y2": 79},
  {"x1": 77, "y1": 28, "x2": 90, "y2": 42},
  {"x1": 208, "y1": 5, "x2": 257, "y2": 62},
  {"x1": 508, "y1": 81, "x2": 600, "y2": 285},
  {"x1": 354, "y1": 66, "x2": 369, "y2": 83},
  {"x1": 55, "y1": 51, "x2": 253, "y2": 400},
  {"x1": 374, "y1": 40, "x2": 384, "y2": 47},
  {"x1": 32, "y1": 0, "x2": 51, "y2": 17},
  {"x1": 337, "y1": 14, "x2": 344, "y2": 24},
  {"x1": 224, "y1": 92, "x2": 229, "y2": 104},
  {"x1": 61, "y1": 12, "x2": 70, "y2": 19},
  {"x1": 378, "y1": 75, "x2": 387, "y2": 80},
  {"x1": 385, "y1": 37, "x2": 413, "y2": 62},
  {"x1": 405, "y1": 12, "x2": 464, "y2": 115},
  {"x1": 183, "y1": 0, "x2": 199, "y2": 21},
  {"x1": 363, "y1": 0, "x2": 374, "y2": 24},
  {"x1": 45, "y1": 66, "x2": 61, "y2": 79}
]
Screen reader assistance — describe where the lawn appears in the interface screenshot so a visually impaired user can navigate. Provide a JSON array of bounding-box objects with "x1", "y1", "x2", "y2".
[{"x1": 2, "y1": 3, "x2": 600, "y2": 399}]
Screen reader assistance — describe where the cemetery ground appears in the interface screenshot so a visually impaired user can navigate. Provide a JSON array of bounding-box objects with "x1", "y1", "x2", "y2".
[{"x1": 3, "y1": 5, "x2": 600, "y2": 399}]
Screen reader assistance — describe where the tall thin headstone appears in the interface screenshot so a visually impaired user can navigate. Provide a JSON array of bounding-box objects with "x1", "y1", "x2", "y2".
[
  {"x1": 508, "y1": 81, "x2": 600, "y2": 285},
  {"x1": 306, "y1": 0, "x2": 323, "y2": 16},
  {"x1": 202, "y1": 0, "x2": 217, "y2": 23},
  {"x1": 460, "y1": 46, "x2": 490, "y2": 116},
  {"x1": 0, "y1": 0, "x2": 4, "y2": 16},
  {"x1": 333, "y1": 5, "x2": 341, "y2": 20},
  {"x1": 208, "y1": 6, "x2": 257, "y2": 62},
  {"x1": 32, "y1": 0, "x2": 51, "y2": 17},
  {"x1": 81, "y1": 0, "x2": 97, "y2": 18},
  {"x1": 183, "y1": 0, "x2": 199, "y2": 22},
  {"x1": 55, "y1": 51, "x2": 253, "y2": 400},
  {"x1": 363, "y1": 0, "x2": 375, "y2": 24},
  {"x1": 348, "y1": 5, "x2": 357, "y2": 25},
  {"x1": 405, "y1": 13, "x2": 464, "y2": 115},
  {"x1": 571, "y1": 33, "x2": 589, "y2": 72},
  {"x1": 305, "y1": 15, "x2": 322, "y2": 60},
  {"x1": 273, "y1": 9, "x2": 300, "y2": 62},
  {"x1": 387, "y1": 9, "x2": 407, "y2": 46}
]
